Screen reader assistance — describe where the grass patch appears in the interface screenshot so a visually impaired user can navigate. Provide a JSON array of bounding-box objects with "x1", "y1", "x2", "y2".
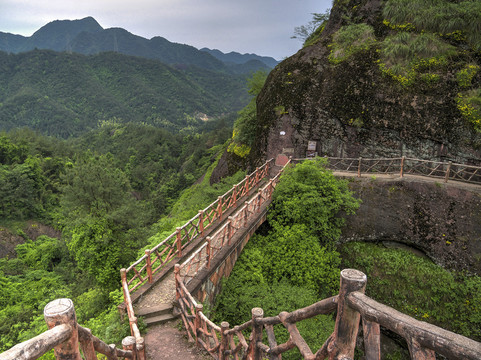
[
  {"x1": 341, "y1": 242, "x2": 481, "y2": 340},
  {"x1": 328, "y1": 23, "x2": 377, "y2": 64},
  {"x1": 383, "y1": 0, "x2": 481, "y2": 51},
  {"x1": 378, "y1": 32, "x2": 457, "y2": 86}
]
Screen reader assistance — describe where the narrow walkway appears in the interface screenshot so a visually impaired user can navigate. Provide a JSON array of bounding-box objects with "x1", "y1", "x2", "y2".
[{"x1": 144, "y1": 320, "x2": 210, "y2": 360}]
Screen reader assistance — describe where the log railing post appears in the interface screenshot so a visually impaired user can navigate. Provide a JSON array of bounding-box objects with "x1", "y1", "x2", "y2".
[
  {"x1": 250, "y1": 308, "x2": 264, "y2": 360},
  {"x1": 328, "y1": 269, "x2": 367, "y2": 360},
  {"x1": 407, "y1": 338, "x2": 436, "y2": 360},
  {"x1": 136, "y1": 337, "x2": 146, "y2": 360},
  {"x1": 362, "y1": 318, "x2": 380, "y2": 360},
  {"x1": 78, "y1": 327, "x2": 97, "y2": 360},
  {"x1": 227, "y1": 216, "x2": 234, "y2": 245},
  {"x1": 445, "y1": 161, "x2": 452, "y2": 183},
  {"x1": 145, "y1": 249, "x2": 153, "y2": 284},
  {"x1": 122, "y1": 336, "x2": 137, "y2": 360},
  {"x1": 255, "y1": 167, "x2": 260, "y2": 183},
  {"x1": 198, "y1": 210, "x2": 205, "y2": 237},
  {"x1": 176, "y1": 227, "x2": 182, "y2": 258},
  {"x1": 244, "y1": 201, "x2": 249, "y2": 227},
  {"x1": 233, "y1": 185, "x2": 238, "y2": 207},
  {"x1": 174, "y1": 264, "x2": 181, "y2": 302},
  {"x1": 44, "y1": 298, "x2": 82, "y2": 360},
  {"x1": 219, "y1": 321, "x2": 229, "y2": 360},
  {"x1": 400, "y1": 156, "x2": 405, "y2": 178},
  {"x1": 206, "y1": 236, "x2": 212, "y2": 269},
  {"x1": 358, "y1": 157, "x2": 362, "y2": 177},
  {"x1": 194, "y1": 304, "x2": 203, "y2": 346},
  {"x1": 245, "y1": 175, "x2": 250, "y2": 193},
  {"x1": 217, "y1": 196, "x2": 223, "y2": 220}
]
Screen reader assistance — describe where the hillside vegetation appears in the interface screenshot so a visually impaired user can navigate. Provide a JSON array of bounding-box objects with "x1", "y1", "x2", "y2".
[{"x1": 0, "y1": 49, "x2": 249, "y2": 137}]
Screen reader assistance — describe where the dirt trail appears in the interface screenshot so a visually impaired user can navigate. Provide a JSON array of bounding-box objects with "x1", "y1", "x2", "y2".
[{"x1": 144, "y1": 320, "x2": 210, "y2": 360}]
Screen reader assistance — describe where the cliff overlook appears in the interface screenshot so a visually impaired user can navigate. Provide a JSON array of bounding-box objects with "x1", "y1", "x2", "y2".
[{"x1": 251, "y1": 0, "x2": 481, "y2": 165}]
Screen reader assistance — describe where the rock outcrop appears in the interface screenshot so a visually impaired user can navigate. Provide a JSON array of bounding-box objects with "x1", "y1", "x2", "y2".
[{"x1": 252, "y1": 0, "x2": 481, "y2": 165}]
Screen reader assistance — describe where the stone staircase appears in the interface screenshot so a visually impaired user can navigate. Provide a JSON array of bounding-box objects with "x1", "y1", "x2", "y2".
[{"x1": 136, "y1": 303, "x2": 178, "y2": 327}]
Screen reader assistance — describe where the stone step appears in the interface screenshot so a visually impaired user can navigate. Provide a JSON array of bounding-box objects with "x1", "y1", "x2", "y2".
[
  {"x1": 143, "y1": 313, "x2": 178, "y2": 327},
  {"x1": 136, "y1": 303, "x2": 173, "y2": 318}
]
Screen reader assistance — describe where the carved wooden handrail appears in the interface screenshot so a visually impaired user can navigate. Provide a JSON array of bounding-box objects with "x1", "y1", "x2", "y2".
[
  {"x1": 175, "y1": 268, "x2": 481, "y2": 360},
  {"x1": 0, "y1": 298, "x2": 137, "y2": 360},
  {"x1": 295, "y1": 156, "x2": 481, "y2": 185}
]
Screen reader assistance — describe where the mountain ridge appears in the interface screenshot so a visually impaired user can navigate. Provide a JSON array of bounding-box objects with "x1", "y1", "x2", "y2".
[{"x1": 0, "y1": 17, "x2": 278, "y2": 73}]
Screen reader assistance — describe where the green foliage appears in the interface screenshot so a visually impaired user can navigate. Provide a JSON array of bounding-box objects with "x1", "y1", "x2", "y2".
[
  {"x1": 269, "y1": 158, "x2": 360, "y2": 244},
  {"x1": 213, "y1": 159, "x2": 359, "y2": 358},
  {"x1": 228, "y1": 71, "x2": 268, "y2": 156},
  {"x1": 59, "y1": 153, "x2": 152, "y2": 290},
  {"x1": 456, "y1": 88, "x2": 481, "y2": 130},
  {"x1": 383, "y1": 0, "x2": 481, "y2": 51},
  {"x1": 258, "y1": 224, "x2": 340, "y2": 296},
  {"x1": 328, "y1": 23, "x2": 376, "y2": 64},
  {"x1": 456, "y1": 64, "x2": 480, "y2": 88},
  {"x1": 341, "y1": 242, "x2": 481, "y2": 340},
  {"x1": 292, "y1": 10, "x2": 331, "y2": 47},
  {"x1": 212, "y1": 243, "x2": 335, "y2": 360}
]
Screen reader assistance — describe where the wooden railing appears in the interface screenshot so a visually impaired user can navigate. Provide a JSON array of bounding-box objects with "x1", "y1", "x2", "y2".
[
  {"x1": 119, "y1": 158, "x2": 274, "y2": 358},
  {"x1": 0, "y1": 298, "x2": 138, "y2": 360},
  {"x1": 121, "y1": 158, "x2": 273, "y2": 294},
  {"x1": 175, "y1": 269, "x2": 481, "y2": 360},
  {"x1": 311, "y1": 156, "x2": 481, "y2": 184},
  {"x1": 176, "y1": 161, "x2": 288, "y2": 284}
]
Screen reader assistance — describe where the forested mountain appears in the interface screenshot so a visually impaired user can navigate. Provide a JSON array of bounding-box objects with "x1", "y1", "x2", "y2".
[
  {"x1": 0, "y1": 49, "x2": 250, "y2": 137},
  {"x1": 0, "y1": 17, "x2": 276, "y2": 74},
  {"x1": 200, "y1": 47, "x2": 279, "y2": 68}
]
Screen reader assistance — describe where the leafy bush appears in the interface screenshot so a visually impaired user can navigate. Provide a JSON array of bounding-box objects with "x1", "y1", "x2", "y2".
[
  {"x1": 456, "y1": 88, "x2": 481, "y2": 130},
  {"x1": 269, "y1": 158, "x2": 360, "y2": 244}
]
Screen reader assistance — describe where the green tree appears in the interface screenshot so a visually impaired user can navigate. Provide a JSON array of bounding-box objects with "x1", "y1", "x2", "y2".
[
  {"x1": 228, "y1": 70, "x2": 268, "y2": 156},
  {"x1": 292, "y1": 11, "x2": 331, "y2": 46},
  {"x1": 269, "y1": 157, "x2": 360, "y2": 244},
  {"x1": 59, "y1": 153, "x2": 152, "y2": 290}
]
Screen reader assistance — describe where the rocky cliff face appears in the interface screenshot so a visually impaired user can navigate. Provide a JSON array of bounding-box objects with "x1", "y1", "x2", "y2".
[
  {"x1": 253, "y1": 0, "x2": 481, "y2": 166},
  {"x1": 340, "y1": 177, "x2": 481, "y2": 275}
]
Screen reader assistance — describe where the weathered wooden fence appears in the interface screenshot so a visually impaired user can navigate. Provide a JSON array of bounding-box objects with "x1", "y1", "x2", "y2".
[
  {"x1": 119, "y1": 158, "x2": 275, "y2": 358},
  {"x1": 176, "y1": 162, "x2": 286, "y2": 284},
  {"x1": 0, "y1": 298, "x2": 138, "y2": 360},
  {"x1": 317, "y1": 156, "x2": 481, "y2": 184},
  {"x1": 175, "y1": 269, "x2": 481, "y2": 360}
]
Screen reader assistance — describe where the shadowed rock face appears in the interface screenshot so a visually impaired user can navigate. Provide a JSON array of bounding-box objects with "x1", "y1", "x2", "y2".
[
  {"x1": 340, "y1": 177, "x2": 481, "y2": 275},
  {"x1": 253, "y1": 0, "x2": 481, "y2": 167}
]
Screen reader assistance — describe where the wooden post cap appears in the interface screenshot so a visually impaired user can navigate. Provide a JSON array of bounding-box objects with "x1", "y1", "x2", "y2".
[
  {"x1": 340, "y1": 269, "x2": 367, "y2": 290},
  {"x1": 122, "y1": 336, "x2": 136, "y2": 347},
  {"x1": 221, "y1": 321, "x2": 229, "y2": 329},
  {"x1": 44, "y1": 298, "x2": 75, "y2": 322},
  {"x1": 252, "y1": 307, "x2": 263, "y2": 318}
]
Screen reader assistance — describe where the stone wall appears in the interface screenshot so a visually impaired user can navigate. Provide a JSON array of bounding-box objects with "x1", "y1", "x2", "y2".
[{"x1": 340, "y1": 175, "x2": 481, "y2": 274}]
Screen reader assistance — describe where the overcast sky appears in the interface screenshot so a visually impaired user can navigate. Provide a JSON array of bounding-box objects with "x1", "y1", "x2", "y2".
[{"x1": 0, "y1": 0, "x2": 332, "y2": 60}]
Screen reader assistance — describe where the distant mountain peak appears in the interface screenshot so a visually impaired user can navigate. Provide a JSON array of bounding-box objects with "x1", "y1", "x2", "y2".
[
  {"x1": 200, "y1": 47, "x2": 278, "y2": 68},
  {"x1": 0, "y1": 17, "x2": 275, "y2": 74}
]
